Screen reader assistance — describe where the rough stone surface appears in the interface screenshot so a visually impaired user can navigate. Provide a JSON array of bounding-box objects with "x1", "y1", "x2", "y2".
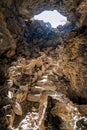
[
  {"x1": 0, "y1": 11, "x2": 16, "y2": 57},
  {"x1": 0, "y1": 0, "x2": 87, "y2": 130},
  {"x1": 18, "y1": 0, "x2": 87, "y2": 26}
]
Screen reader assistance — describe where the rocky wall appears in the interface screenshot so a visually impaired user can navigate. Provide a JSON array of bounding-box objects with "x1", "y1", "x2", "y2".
[{"x1": 0, "y1": 0, "x2": 87, "y2": 130}]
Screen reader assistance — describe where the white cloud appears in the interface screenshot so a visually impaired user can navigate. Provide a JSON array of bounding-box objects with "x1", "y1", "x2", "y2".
[{"x1": 33, "y1": 10, "x2": 67, "y2": 28}]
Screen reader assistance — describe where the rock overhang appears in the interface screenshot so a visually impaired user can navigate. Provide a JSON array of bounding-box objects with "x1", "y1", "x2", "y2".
[
  {"x1": 17, "y1": 0, "x2": 74, "y2": 23},
  {"x1": 1, "y1": 0, "x2": 87, "y2": 27},
  {"x1": 17, "y1": 0, "x2": 87, "y2": 27}
]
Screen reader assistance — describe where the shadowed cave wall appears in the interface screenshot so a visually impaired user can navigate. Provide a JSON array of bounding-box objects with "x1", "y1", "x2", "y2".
[{"x1": 0, "y1": 0, "x2": 87, "y2": 130}]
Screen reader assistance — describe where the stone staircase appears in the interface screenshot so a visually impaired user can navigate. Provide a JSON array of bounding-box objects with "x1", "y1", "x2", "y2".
[
  {"x1": 15, "y1": 62, "x2": 71, "y2": 130},
  {"x1": 15, "y1": 59, "x2": 59, "y2": 130},
  {"x1": 6, "y1": 56, "x2": 87, "y2": 130}
]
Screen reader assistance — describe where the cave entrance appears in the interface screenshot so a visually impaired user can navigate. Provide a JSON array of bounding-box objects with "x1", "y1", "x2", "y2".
[{"x1": 33, "y1": 10, "x2": 67, "y2": 28}]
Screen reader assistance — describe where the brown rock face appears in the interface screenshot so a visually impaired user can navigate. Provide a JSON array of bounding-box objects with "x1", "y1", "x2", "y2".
[
  {"x1": 0, "y1": 0, "x2": 87, "y2": 130},
  {"x1": 18, "y1": 0, "x2": 87, "y2": 26},
  {"x1": 62, "y1": 30, "x2": 87, "y2": 102},
  {"x1": 0, "y1": 12, "x2": 16, "y2": 57}
]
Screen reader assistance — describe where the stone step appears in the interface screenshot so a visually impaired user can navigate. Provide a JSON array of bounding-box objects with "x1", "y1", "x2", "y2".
[
  {"x1": 37, "y1": 79, "x2": 53, "y2": 86},
  {"x1": 27, "y1": 93, "x2": 41, "y2": 102},
  {"x1": 41, "y1": 85, "x2": 56, "y2": 91},
  {"x1": 37, "y1": 79, "x2": 48, "y2": 83},
  {"x1": 31, "y1": 86, "x2": 47, "y2": 94},
  {"x1": 37, "y1": 79, "x2": 56, "y2": 91},
  {"x1": 39, "y1": 75, "x2": 48, "y2": 80},
  {"x1": 42, "y1": 75, "x2": 48, "y2": 79}
]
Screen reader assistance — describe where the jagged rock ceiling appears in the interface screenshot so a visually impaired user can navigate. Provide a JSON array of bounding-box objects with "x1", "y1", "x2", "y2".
[
  {"x1": 1, "y1": 0, "x2": 87, "y2": 26},
  {"x1": 17, "y1": 0, "x2": 87, "y2": 26},
  {"x1": 0, "y1": 0, "x2": 87, "y2": 130}
]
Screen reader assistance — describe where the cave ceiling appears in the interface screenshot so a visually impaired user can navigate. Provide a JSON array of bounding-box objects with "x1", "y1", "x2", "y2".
[
  {"x1": 1, "y1": 0, "x2": 87, "y2": 26},
  {"x1": 18, "y1": 0, "x2": 74, "y2": 22},
  {"x1": 17, "y1": 0, "x2": 87, "y2": 27},
  {"x1": 0, "y1": 0, "x2": 87, "y2": 130}
]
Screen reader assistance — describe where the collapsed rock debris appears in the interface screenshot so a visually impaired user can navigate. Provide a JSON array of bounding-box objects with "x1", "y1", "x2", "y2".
[{"x1": 0, "y1": 0, "x2": 87, "y2": 130}]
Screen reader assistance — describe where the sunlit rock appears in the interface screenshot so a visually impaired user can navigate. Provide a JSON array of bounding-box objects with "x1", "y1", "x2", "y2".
[
  {"x1": 13, "y1": 102, "x2": 22, "y2": 115},
  {"x1": 0, "y1": 0, "x2": 87, "y2": 130}
]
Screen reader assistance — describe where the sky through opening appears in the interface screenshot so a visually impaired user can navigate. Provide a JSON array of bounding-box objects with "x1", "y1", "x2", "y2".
[{"x1": 33, "y1": 10, "x2": 67, "y2": 28}]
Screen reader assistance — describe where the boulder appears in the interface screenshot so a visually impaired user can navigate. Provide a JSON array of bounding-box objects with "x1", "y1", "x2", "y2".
[
  {"x1": 27, "y1": 94, "x2": 41, "y2": 102},
  {"x1": 13, "y1": 102, "x2": 22, "y2": 115}
]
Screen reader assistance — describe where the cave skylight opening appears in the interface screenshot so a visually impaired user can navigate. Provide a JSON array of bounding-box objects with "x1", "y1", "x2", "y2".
[{"x1": 33, "y1": 10, "x2": 67, "y2": 28}]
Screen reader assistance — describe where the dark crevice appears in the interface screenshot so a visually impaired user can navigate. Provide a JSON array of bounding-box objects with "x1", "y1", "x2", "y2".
[{"x1": 67, "y1": 90, "x2": 87, "y2": 105}]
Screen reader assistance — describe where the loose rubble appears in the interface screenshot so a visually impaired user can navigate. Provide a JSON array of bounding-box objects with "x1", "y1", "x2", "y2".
[{"x1": 0, "y1": 0, "x2": 87, "y2": 130}]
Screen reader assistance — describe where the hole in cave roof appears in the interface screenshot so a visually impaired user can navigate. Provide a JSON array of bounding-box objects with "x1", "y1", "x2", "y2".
[{"x1": 32, "y1": 10, "x2": 67, "y2": 28}]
